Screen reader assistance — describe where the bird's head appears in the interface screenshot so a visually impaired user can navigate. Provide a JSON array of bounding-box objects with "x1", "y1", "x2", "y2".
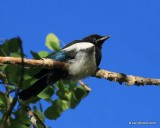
[{"x1": 82, "y1": 34, "x2": 110, "y2": 48}]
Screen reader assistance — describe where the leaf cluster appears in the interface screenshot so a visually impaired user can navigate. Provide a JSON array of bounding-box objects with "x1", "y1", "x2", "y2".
[{"x1": 0, "y1": 34, "x2": 89, "y2": 128}]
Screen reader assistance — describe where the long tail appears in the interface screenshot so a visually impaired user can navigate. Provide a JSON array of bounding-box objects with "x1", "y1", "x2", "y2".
[{"x1": 18, "y1": 69, "x2": 60, "y2": 100}]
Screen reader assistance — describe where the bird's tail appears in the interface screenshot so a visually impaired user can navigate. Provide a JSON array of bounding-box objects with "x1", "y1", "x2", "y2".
[
  {"x1": 18, "y1": 69, "x2": 60, "y2": 100},
  {"x1": 18, "y1": 75, "x2": 48, "y2": 100}
]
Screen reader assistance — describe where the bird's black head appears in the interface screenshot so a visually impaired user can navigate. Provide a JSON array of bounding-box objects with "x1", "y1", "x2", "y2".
[{"x1": 82, "y1": 34, "x2": 110, "y2": 48}]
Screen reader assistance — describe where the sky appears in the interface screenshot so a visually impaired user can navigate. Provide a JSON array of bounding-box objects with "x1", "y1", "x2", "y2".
[{"x1": 1, "y1": 0, "x2": 160, "y2": 127}]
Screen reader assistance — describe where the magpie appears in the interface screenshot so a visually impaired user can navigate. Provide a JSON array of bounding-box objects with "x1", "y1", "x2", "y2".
[{"x1": 19, "y1": 34, "x2": 110, "y2": 100}]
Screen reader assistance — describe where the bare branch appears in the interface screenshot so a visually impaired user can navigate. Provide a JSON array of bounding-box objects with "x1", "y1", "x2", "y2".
[
  {"x1": 95, "y1": 69, "x2": 160, "y2": 86},
  {"x1": 2, "y1": 38, "x2": 25, "y2": 127},
  {"x1": 0, "y1": 72, "x2": 11, "y2": 127},
  {"x1": 0, "y1": 57, "x2": 69, "y2": 69},
  {"x1": 78, "y1": 80, "x2": 91, "y2": 91},
  {"x1": 25, "y1": 106, "x2": 46, "y2": 128},
  {"x1": 0, "y1": 57, "x2": 160, "y2": 86}
]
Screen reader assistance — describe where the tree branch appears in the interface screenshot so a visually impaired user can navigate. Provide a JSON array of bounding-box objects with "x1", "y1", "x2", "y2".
[
  {"x1": 2, "y1": 38, "x2": 25, "y2": 127},
  {"x1": 95, "y1": 69, "x2": 160, "y2": 86},
  {"x1": 0, "y1": 72, "x2": 11, "y2": 127},
  {"x1": 78, "y1": 80, "x2": 92, "y2": 91},
  {"x1": 0, "y1": 57, "x2": 68, "y2": 69},
  {"x1": 25, "y1": 106, "x2": 46, "y2": 128},
  {"x1": 0, "y1": 56, "x2": 160, "y2": 86}
]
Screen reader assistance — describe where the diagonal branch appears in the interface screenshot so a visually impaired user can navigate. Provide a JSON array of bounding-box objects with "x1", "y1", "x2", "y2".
[
  {"x1": 0, "y1": 56, "x2": 160, "y2": 86},
  {"x1": 2, "y1": 38, "x2": 25, "y2": 128},
  {"x1": 25, "y1": 106, "x2": 46, "y2": 128}
]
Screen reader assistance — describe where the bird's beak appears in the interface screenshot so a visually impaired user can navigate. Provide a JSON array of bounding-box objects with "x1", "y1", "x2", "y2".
[{"x1": 96, "y1": 35, "x2": 111, "y2": 42}]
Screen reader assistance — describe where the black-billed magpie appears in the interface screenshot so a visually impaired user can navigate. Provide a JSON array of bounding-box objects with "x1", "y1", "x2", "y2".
[{"x1": 19, "y1": 34, "x2": 110, "y2": 100}]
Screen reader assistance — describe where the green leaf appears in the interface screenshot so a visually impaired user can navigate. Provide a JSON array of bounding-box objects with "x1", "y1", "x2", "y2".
[
  {"x1": 10, "y1": 119, "x2": 30, "y2": 128},
  {"x1": 37, "y1": 86, "x2": 54, "y2": 99},
  {"x1": 0, "y1": 93, "x2": 6, "y2": 112},
  {"x1": 74, "y1": 86, "x2": 89, "y2": 99},
  {"x1": 10, "y1": 52, "x2": 22, "y2": 57},
  {"x1": 22, "y1": 78, "x2": 37, "y2": 89},
  {"x1": 31, "y1": 51, "x2": 49, "y2": 59},
  {"x1": 20, "y1": 96, "x2": 40, "y2": 104},
  {"x1": 0, "y1": 37, "x2": 23, "y2": 57},
  {"x1": 66, "y1": 80, "x2": 77, "y2": 91},
  {"x1": 65, "y1": 92, "x2": 78, "y2": 109},
  {"x1": 61, "y1": 100, "x2": 69, "y2": 110},
  {"x1": 44, "y1": 99, "x2": 69, "y2": 120},
  {"x1": 56, "y1": 80, "x2": 70, "y2": 100},
  {"x1": 50, "y1": 42, "x2": 61, "y2": 51},
  {"x1": 11, "y1": 108, "x2": 30, "y2": 128},
  {"x1": 44, "y1": 101, "x2": 60, "y2": 120},
  {"x1": 4, "y1": 64, "x2": 20, "y2": 85},
  {"x1": 23, "y1": 73, "x2": 32, "y2": 80},
  {"x1": 38, "y1": 51, "x2": 49, "y2": 58},
  {"x1": 0, "y1": 64, "x2": 7, "y2": 71},
  {"x1": 45, "y1": 33, "x2": 61, "y2": 51},
  {"x1": 15, "y1": 108, "x2": 29, "y2": 122},
  {"x1": 30, "y1": 51, "x2": 41, "y2": 59},
  {"x1": 67, "y1": 86, "x2": 89, "y2": 109},
  {"x1": 26, "y1": 80, "x2": 88, "y2": 120},
  {"x1": 0, "y1": 42, "x2": 10, "y2": 56},
  {"x1": 27, "y1": 67, "x2": 41, "y2": 76},
  {"x1": 7, "y1": 37, "x2": 21, "y2": 53},
  {"x1": 6, "y1": 85, "x2": 15, "y2": 91},
  {"x1": 33, "y1": 106, "x2": 45, "y2": 122}
]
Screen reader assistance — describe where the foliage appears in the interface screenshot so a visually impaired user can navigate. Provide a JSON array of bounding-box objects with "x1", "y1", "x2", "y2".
[{"x1": 0, "y1": 34, "x2": 89, "y2": 127}]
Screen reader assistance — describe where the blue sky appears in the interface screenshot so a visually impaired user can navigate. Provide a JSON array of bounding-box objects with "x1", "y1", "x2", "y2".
[{"x1": 1, "y1": 0, "x2": 160, "y2": 127}]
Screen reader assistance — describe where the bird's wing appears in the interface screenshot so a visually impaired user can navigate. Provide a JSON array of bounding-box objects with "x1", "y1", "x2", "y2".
[
  {"x1": 47, "y1": 40, "x2": 84, "y2": 61},
  {"x1": 46, "y1": 40, "x2": 81, "y2": 61},
  {"x1": 48, "y1": 41, "x2": 93, "y2": 62},
  {"x1": 47, "y1": 49, "x2": 77, "y2": 62}
]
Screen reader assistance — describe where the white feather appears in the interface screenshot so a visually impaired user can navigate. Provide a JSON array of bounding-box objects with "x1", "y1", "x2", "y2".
[
  {"x1": 63, "y1": 42, "x2": 97, "y2": 80},
  {"x1": 63, "y1": 42, "x2": 94, "y2": 51}
]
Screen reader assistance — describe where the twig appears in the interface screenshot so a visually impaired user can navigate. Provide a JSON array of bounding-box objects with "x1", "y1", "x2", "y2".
[
  {"x1": 78, "y1": 80, "x2": 91, "y2": 91},
  {"x1": 25, "y1": 106, "x2": 46, "y2": 128},
  {"x1": 17, "y1": 37, "x2": 25, "y2": 92},
  {"x1": 8, "y1": 89, "x2": 16, "y2": 93},
  {"x1": 2, "y1": 38, "x2": 25, "y2": 127},
  {"x1": 0, "y1": 72, "x2": 11, "y2": 127},
  {"x1": 0, "y1": 81, "x2": 14, "y2": 86}
]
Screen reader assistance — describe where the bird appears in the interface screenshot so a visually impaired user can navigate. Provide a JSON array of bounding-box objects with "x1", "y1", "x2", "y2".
[{"x1": 18, "y1": 34, "x2": 110, "y2": 100}]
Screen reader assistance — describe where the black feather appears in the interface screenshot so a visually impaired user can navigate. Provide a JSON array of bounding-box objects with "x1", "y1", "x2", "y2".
[{"x1": 19, "y1": 69, "x2": 64, "y2": 100}]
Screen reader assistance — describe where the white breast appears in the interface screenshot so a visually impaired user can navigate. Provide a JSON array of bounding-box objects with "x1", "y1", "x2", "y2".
[{"x1": 63, "y1": 42, "x2": 97, "y2": 80}]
